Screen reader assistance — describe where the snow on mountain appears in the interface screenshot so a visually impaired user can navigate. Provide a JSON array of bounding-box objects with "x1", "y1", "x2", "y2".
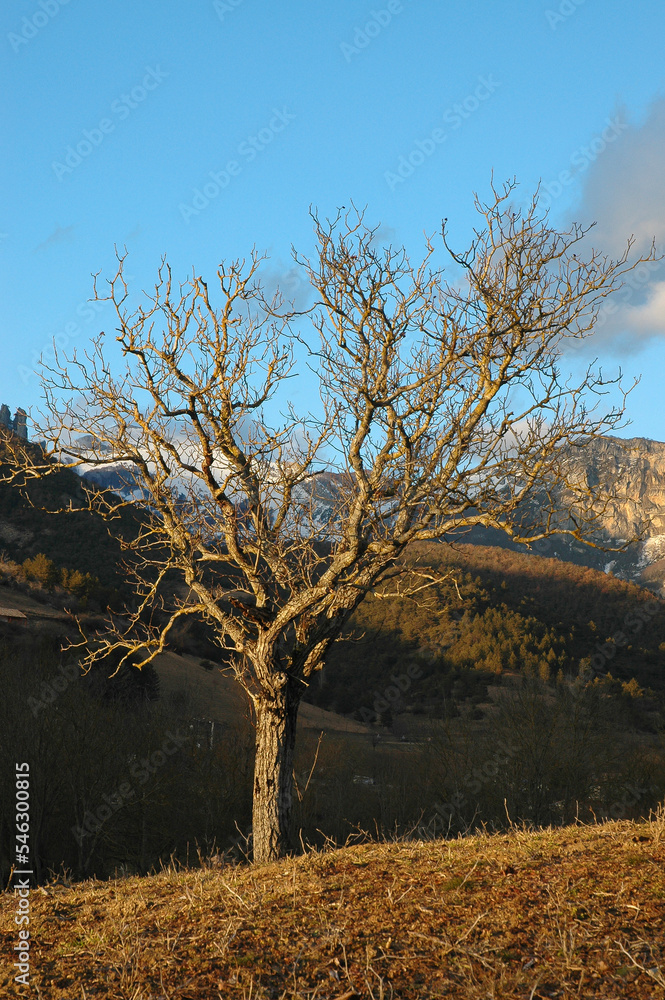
[{"x1": 74, "y1": 435, "x2": 665, "y2": 595}]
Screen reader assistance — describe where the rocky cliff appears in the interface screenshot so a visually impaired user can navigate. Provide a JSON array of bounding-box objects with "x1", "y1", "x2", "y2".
[
  {"x1": 521, "y1": 435, "x2": 665, "y2": 594},
  {"x1": 569, "y1": 435, "x2": 665, "y2": 539}
]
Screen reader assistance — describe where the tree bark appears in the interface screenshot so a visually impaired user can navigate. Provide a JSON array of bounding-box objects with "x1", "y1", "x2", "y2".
[{"x1": 252, "y1": 680, "x2": 300, "y2": 864}]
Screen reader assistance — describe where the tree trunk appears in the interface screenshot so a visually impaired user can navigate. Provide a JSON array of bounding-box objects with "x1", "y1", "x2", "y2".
[{"x1": 252, "y1": 679, "x2": 300, "y2": 864}]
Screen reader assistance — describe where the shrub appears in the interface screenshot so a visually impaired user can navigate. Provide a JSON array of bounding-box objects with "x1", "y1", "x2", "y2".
[{"x1": 22, "y1": 552, "x2": 58, "y2": 588}]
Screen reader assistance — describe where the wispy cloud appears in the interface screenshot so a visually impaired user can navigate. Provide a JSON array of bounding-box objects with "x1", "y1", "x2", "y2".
[
  {"x1": 370, "y1": 224, "x2": 398, "y2": 247},
  {"x1": 259, "y1": 260, "x2": 314, "y2": 312},
  {"x1": 33, "y1": 224, "x2": 75, "y2": 253}
]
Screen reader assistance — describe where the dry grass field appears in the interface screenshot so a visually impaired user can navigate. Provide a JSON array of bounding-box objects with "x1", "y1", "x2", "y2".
[{"x1": 2, "y1": 814, "x2": 665, "y2": 999}]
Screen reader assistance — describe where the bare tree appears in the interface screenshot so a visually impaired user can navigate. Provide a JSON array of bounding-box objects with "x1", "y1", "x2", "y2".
[{"x1": 4, "y1": 181, "x2": 656, "y2": 862}]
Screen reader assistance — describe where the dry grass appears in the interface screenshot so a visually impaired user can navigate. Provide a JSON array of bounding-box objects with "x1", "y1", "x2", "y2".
[
  {"x1": 152, "y1": 650, "x2": 372, "y2": 736},
  {"x1": 2, "y1": 812, "x2": 665, "y2": 999}
]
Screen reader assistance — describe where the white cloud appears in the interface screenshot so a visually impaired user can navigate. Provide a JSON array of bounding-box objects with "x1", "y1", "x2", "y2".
[
  {"x1": 622, "y1": 279, "x2": 665, "y2": 337},
  {"x1": 568, "y1": 96, "x2": 665, "y2": 352},
  {"x1": 575, "y1": 98, "x2": 665, "y2": 256}
]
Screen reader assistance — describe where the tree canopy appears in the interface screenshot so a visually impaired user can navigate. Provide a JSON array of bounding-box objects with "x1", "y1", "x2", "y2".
[{"x1": 4, "y1": 180, "x2": 657, "y2": 861}]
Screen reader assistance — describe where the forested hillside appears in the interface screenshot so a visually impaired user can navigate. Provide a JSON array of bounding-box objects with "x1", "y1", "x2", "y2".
[
  {"x1": 312, "y1": 541, "x2": 665, "y2": 727},
  {"x1": 0, "y1": 438, "x2": 136, "y2": 598}
]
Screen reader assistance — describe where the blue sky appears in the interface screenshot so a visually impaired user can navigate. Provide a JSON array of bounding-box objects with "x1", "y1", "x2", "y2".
[{"x1": 2, "y1": 0, "x2": 665, "y2": 439}]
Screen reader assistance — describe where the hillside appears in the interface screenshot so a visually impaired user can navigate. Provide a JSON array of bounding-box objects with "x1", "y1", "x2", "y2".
[
  {"x1": 0, "y1": 582, "x2": 369, "y2": 735},
  {"x1": 313, "y1": 541, "x2": 665, "y2": 726},
  {"x1": 2, "y1": 816, "x2": 664, "y2": 998},
  {"x1": 3, "y1": 503, "x2": 665, "y2": 887},
  {"x1": 0, "y1": 437, "x2": 137, "y2": 596},
  {"x1": 3, "y1": 431, "x2": 665, "y2": 889},
  {"x1": 6, "y1": 431, "x2": 665, "y2": 589},
  {"x1": 5, "y1": 432, "x2": 665, "y2": 612},
  {"x1": 152, "y1": 648, "x2": 371, "y2": 735}
]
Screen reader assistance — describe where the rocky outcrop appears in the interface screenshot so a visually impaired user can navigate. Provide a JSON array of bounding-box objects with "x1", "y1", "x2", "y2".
[
  {"x1": 568, "y1": 436, "x2": 665, "y2": 539},
  {"x1": 0, "y1": 403, "x2": 28, "y2": 440},
  {"x1": 525, "y1": 435, "x2": 665, "y2": 594}
]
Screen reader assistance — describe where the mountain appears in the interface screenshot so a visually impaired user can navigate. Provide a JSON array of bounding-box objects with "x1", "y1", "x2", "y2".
[
  {"x1": 522, "y1": 435, "x2": 665, "y2": 593},
  {"x1": 569, "y1": 435, "x2": 665, "y2": 538},
  {"x1": 77, "y1": 435, "x2": 665, "y2": 594},
  {"x1": 5, "y1": 429, "x2": 665, "y2": 600}
]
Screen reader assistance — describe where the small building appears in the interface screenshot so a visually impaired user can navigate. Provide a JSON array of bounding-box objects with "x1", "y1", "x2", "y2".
[{"x1": 0, "y1": 607, "x2": 28, "y2": 625}]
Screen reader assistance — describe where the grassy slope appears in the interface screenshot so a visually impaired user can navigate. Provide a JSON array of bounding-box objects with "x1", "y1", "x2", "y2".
[
  {"x1": 0, "y1": 581, "x2": 372, "y2": 737},
  {"x1": 2, "y1": 816, "x2": 664, "y2": 999},
  {"x1": 0, "y1": 583, "x2": 75, "y2": 626},
  {"x1": 153, "y1": 649, "x2": 371, "y2": 735}
]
